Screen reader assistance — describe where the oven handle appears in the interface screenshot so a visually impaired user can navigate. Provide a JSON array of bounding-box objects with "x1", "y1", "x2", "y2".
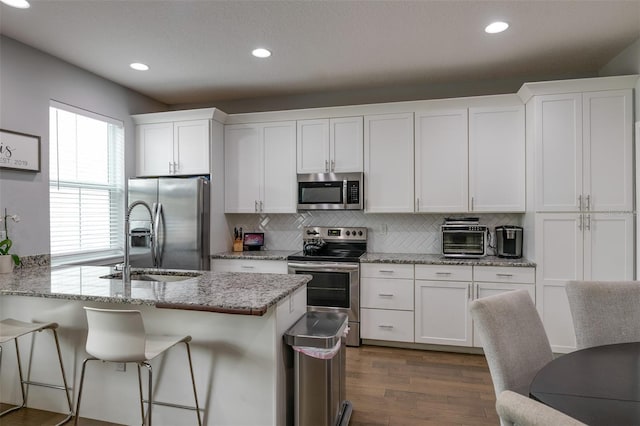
[{"x1": 288, "y1": 262, "x2": 359, "y2": 271}]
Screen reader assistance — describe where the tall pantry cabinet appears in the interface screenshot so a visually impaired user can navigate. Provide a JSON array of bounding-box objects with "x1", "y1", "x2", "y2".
[{"x1": 519, "y1": 76, "x2": 637, "y2": 353}]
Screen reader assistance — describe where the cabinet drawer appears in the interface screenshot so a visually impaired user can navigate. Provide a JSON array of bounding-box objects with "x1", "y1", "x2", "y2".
[
  {"x1": 361, "y1": 263, "x2": 414, "y2": 279},
  {"x1": 474, "y1": 266, "x2": 535, "y2": 284},
  {"x1": 211, "y1": 259, "x2": 287, "y2": 274},
  {"x1": 361, "y1": 278, "x2": 414, "y2": 310},
  {"x1": 415, "y1": 264, "x2": 472, "y2": 281},
  {"x1": 361, "y1": 309, "x2": 414, "y2": 342}
]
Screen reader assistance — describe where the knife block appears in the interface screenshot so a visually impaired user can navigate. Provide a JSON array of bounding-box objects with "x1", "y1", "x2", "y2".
[{"x1": 233, "y1": 239, "x2": 243, "y2": 252}]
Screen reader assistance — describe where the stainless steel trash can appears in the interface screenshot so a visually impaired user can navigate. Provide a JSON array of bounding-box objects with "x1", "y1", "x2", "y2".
[{"x1": 284, "y1": 311, "x2": 352, "y2": 426}]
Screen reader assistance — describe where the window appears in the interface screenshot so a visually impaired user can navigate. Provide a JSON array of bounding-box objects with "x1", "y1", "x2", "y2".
[{"x1": 49, "y1": 102, "x2": 124, "y2": 265}]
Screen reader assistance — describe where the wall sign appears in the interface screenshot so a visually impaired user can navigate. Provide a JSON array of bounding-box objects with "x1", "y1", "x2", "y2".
[{"x1": 0, "y1": 129, "x2": 41, "y2": 172}]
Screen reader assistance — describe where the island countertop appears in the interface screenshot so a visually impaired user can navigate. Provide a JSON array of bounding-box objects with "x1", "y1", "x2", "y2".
[{"x1": 0, "y1": 265, "x2": 311, "y2": 316}]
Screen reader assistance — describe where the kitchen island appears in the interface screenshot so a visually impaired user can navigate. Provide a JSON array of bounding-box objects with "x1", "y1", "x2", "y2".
[{"x1": 0, "y1": 265, "x2": 310, "y2": 425}]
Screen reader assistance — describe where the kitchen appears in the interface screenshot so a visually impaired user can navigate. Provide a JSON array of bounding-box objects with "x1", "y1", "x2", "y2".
[{"x1": 1, "y1": 1, "x2": 640, "y2": 425}]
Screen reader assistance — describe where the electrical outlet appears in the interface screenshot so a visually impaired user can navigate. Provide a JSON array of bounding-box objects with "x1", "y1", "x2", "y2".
[
  {"x1": 0, "y1": 230, "x2": 6, "y2": 240},
  {"x1": 115, "y1": 362, "x2": 126, "y2": 372}
]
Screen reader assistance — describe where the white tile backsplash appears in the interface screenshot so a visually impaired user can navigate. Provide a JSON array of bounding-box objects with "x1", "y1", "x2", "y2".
[{"x1": 227, "y1": 212, "x2": 522, "y2": 254}]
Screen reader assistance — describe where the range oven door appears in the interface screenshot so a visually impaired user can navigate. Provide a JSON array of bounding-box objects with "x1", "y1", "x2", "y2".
[{"x1": 288, "y1": 261, "x2": 360, "y2": 347}]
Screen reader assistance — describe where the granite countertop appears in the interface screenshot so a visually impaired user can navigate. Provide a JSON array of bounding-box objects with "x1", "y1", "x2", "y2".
[
  {"x1": 0, "y1": 265, "x2": 311, "y2": 316},
  {"x1": 360, "y1": 253, "x2": 536, "y2": 267},
  {"x1": 211, "y1": 250, "x2": 297, "y2": 261}
]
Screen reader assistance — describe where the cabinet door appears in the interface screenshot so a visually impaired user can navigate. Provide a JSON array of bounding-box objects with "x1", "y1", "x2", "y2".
[
  {"x1": 583, "y1": 90, "x2": 633, "y2": 212},
  {"x1": 330, "y1": 117, "x2": 363, "y2": 173},
  {"x1": 585, "y1": 213, "x2": 634, "y2": 281},
  {"x1": 414, "y1": 280, "x2": 472, "y2": 346},
  {"x1": 136, "y1": 123, "x2": 174, "y2": 176},
  {"x1": 173, "y1": 120, "x2": 210, "y2": 175},
  {"x1": 472, "y1": 283, "x2": 535, "y2": 348},
  {"x1": 296, "y1": 119, "x2": 329, "y2": 173},
  {"x1": 535, "y1": 94, "x2": 583, "y2": 212},
  {"x1": 535, "y1": 213, "x2": 582, "y2": 353},
  {"x1": 469, "y1": 105, "x2": 525, "y2": 212},
  {"x1": 415, "y1": 110, "x2": 468, "y2": 212},
  {"x1": 262, "y1": 121, "x2": 296, "y2": 213},
  {"x1": 224, "y1": 125, "x2": 261, "y2": 213},
  {"x1": 364, "y1": 113, "x2": 414, "y2": 213}
]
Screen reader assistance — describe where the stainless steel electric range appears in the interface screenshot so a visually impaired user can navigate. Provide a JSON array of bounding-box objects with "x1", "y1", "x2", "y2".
[{"x1": 287, "y1": 226, "x2": 367, "y2": 347}]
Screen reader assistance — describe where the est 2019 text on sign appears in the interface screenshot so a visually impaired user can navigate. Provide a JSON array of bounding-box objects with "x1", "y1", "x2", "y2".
[{"x1": 0, "y1": 129, "x2": 41, "y2": 172}]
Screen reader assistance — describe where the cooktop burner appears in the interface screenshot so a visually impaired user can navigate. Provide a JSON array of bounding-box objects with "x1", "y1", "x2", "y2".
[{"x1": 287, "y1": 226, "x2": 367, "y2": 263}]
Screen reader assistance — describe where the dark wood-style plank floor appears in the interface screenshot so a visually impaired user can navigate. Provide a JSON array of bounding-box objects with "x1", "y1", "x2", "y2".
[{"x1": 0, "y1": 346, "x2": 499, "y2": 426}]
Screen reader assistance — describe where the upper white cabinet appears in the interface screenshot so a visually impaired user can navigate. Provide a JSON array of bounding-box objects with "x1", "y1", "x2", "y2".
[
  {"x1": 414, "y1": 109, "x2": 468, "y2": 213},
  {"x1": 468, "y1": 105, "x2": 525, "y2": 212},
  {"x1": 533, "y1": 89, "x2": 633, "y2": 212},
  {"x1": 225, "y1": 121, "x2": 296, "y2": 213},
  {"x1": 136, "y1": 120, "x2": 210, "y2": 176},
  {"x1": 297, "y1": 117, "x2": 363, "y2": 173},
  {"x1": 132, "y1": 108, "x2": 226, "y2": 177},
  {"x1": 364, "y1": 113, "x2": 414, "y2": 213}
]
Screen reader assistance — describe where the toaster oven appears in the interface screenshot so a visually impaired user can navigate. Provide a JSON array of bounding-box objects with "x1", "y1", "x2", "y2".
[{"x1": 441, "y1": 219, "x2": 488, "y2": 258}]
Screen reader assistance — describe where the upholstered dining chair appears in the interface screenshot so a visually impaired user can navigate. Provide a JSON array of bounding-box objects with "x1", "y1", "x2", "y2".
[
  {"x1": 496, "y1": 390, "x2": 587, "y2": 426},
  {"x1": 565, "y1": 280, "x2": 640, "y2": 349},
  {"x1": 469, "y1": 289, "x2": 553, "y2": 426}
]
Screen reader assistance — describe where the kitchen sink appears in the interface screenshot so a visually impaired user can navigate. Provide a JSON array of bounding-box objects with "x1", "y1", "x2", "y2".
[{"x1": 100, "y1": 271, "x2": 201, "y2": 282}]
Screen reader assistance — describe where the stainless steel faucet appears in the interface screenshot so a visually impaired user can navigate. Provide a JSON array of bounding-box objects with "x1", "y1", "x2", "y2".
[{"x1": 123, "y1": 200, "x2": 154, "y2": 282}]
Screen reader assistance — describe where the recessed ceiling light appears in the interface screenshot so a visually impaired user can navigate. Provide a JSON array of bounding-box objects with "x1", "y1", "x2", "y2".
[
  {"x1": 485, "y1": 21, "x2": 509, "y2": 34},
  {"x1": 130, "y1": 62, "x2": 149, "y2": 71},
  {"x1": 252, "y1": 48, "x2": 272, "y2": 58},
  {"x1": 1, "y1": 0, "x2": 30, "y2": 8}
]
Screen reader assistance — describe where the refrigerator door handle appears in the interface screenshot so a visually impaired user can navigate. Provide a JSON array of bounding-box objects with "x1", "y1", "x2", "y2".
[{"x1": 153, "y1": 202, "x2": 164, "y2": 268}]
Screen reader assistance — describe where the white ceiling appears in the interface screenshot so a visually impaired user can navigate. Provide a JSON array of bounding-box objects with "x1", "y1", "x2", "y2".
[{"x1": 1, "y1": 0, "x2": 639, "y2": 108}]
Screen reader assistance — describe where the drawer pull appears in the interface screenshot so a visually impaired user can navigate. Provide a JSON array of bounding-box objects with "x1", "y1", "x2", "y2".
[
  {"x1": 378, "y1": 293, "x2": 394, "y2": 297},
  {"x1": 496, "y1": 273, "x2": 513, "y2": 277},
  {"x1": 378, "y1": 270, "x2": 395, "y2": 273},
  {"x1": 378, "y1": 325, "x2": 394, "y2": 329},
  {"x1": 241, "y1": 265, "x2": 255, "y2": 269},
  {"x1": 436, "y1": 272, "x2": 452, "y2": 275}
]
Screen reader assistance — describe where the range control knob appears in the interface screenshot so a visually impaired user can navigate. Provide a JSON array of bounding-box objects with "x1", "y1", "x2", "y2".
[
  {"x1": 345, "y1": 231, "x2": 351, "y2": 236},
  {"x1": 358, "y1": 231, "x2": 363, "y2": 236}
]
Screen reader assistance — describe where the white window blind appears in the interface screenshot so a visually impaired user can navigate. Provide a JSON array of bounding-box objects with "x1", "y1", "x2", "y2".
[{"x1": 49, "y1": 103, "x2": 124, "y2": 264}]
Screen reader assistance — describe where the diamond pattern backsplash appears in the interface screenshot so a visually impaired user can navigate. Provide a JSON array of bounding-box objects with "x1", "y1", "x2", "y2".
[{"x1": 227, "y1": 212, "x2": 522, "y2": 254}]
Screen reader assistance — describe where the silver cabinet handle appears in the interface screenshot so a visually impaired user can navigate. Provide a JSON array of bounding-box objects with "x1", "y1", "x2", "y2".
[
  {"x1": 378, "y1": 269, "x2": 395, "y2": 273},
  {"x1": 325, "y1": 160, "x2": 329, "y2": 172},
  {"x1": 416, "y1": 198, "x2": 420, "y2": 212},
  {"x1": 260, "y1": 200, "x2": 264, "y2": 212},
  {"x1": 496, "y1": 273, "x2": 513, "y2": 277},
  {"x1": 578, "y1": 195, "x2": 583, "y2": 211},
  {"x1": 330, "y1": 160, "x2": 335, "y2": 171},
  {"x1": 173, "y1": 161, "x2": 178, "y2": 173},
  {"x1": 586, "y1": 195, "x2": 591, "y2": 211},
  {"x1": 585, "y1": 214, "x2": 591, "y2": 231},
  {"x1": 467, "y1": 283, "x2": 472, "y2": 300},
  {"x1": 471, "y1": 197, "x2": 475, "y2": 211},
  {"x1": 169, "y1": 162, "x2": 173, "y2": 174},
  {"x1": 240, "y1": 265, "x2": 255, "y2": 269},
  {"x1": 255, "y1": 200, "x2": 258, "y2": 212},
  {"x1": 436, "y1": 272, "x2": 452, "y2": 275},
  {"x1": 378, "y1": 325, "x2": 394, "y2": 329},
  {"x1": 578, "y1": 214, "x2": 583, "y2": 230},
  {"x1": 378, "y1": 293, "x2": 394, "y2": 297}
]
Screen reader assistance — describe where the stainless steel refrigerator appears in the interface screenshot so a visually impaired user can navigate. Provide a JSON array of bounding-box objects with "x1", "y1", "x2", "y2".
[{"x1": 128, "y1": 177, "x2": 210, "y2": 271}]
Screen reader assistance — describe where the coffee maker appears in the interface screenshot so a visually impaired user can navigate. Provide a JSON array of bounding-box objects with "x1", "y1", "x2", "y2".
[{"x1": 495, "y1": 226, "x2": 523, "y2": 258}]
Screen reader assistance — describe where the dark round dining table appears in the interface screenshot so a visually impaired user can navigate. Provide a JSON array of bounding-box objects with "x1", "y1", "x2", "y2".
[{"x1": 529, "y1": 342, "x2": 640, "y2": 426}]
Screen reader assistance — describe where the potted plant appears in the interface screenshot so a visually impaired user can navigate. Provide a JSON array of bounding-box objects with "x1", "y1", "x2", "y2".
[{"x1": 0, "y1": 208, "x2": 21, "y2": 273}]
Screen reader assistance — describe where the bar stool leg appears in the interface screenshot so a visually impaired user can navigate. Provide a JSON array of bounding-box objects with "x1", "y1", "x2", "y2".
[
  {"x1": 184, "y1": 342, "x2": 202, "y2": 426},
  {"x1": 74, "y1": 358, "x2": 95, "y2": 426},
  {"x1": 142, "y1": 361, "x2": 153, "y2": 426},
  {"x1": 51, "y1": 328, "x2": 74, "y2": 425},
  {"x1": 137, "y1": 363, "x2": 145, "y2": 426}
]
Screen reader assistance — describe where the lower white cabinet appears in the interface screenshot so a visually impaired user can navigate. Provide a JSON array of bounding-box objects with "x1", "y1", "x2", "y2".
[
  {"x1": 211, "y1": 259, "x2": 288, "y2": 274},
  {"x1": 414, "y1": 264, "x2": 535, "y2": 347},
  {"x1": 361, "y1": 263, "x2": 414, "y2": 343}
]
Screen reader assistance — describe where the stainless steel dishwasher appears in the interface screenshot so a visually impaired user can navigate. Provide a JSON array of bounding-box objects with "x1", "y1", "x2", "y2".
[{"x1": 284, "y1": 311, "x2": 352, "y2": 426}]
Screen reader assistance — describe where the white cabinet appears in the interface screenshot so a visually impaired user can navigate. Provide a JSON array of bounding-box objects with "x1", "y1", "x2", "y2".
[
  {"x1": 296, "y1": 117, "x2": 363, "y2": 173},
  {"x1": 364, "y1": 113, "x2": 414, "y2": 213},
  {"x1": 472, "y1": 266, "x2": 535, "y2": 348},
  {"x1": 534, "y1": 90, "x2": 633, "y2": 212},
  {"x1": 414, "y1": 109, "x2": 468, "y2": 212},
  {"x1": 468, "y1": 105, "x2": 525, "y2": 212},
  {"x1": 224, "y1": 121, "x2": 296, "y2": 213},
  {"x1": 136, "y1": 119, "x2": 210, "y2": 176},
  {"x1": 535, "y1": 213, "x2": 634, "y2": 352},
  {"x1": 211, "y1": 259, "x2": 288, "y2": 274},
  {"x1": 414, "y1": 265, "x2": 473, "y2": 346},
  {"x1": 360, "y1": 263, "x2": 414, "y2": 343}
]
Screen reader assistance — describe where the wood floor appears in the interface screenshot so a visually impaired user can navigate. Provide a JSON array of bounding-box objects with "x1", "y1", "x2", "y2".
[{"x1": 0, "y1": 346, "x2": 499, "y2": 426}]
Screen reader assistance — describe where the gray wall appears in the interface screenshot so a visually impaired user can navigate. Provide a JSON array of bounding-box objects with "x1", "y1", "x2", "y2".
[
  {"x1": 599, "y1": 37, "x2": 640, "y2": 121},
  {"x1": 0, "y1": 36, "x2": 166, "y2": 258}
]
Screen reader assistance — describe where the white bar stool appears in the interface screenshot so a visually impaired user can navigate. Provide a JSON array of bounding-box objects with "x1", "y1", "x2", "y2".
[
  {"x1": 0, "y1": 318, "x2": 74, "y2": 425},
  {"x1": 74, "y1": 307, "x2": 201, "y2": 426}
]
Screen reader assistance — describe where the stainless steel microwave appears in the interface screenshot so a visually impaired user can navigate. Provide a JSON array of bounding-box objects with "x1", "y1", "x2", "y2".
[{"x1": 297, "y1": 172, "x2": 363, "y2": 210}]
